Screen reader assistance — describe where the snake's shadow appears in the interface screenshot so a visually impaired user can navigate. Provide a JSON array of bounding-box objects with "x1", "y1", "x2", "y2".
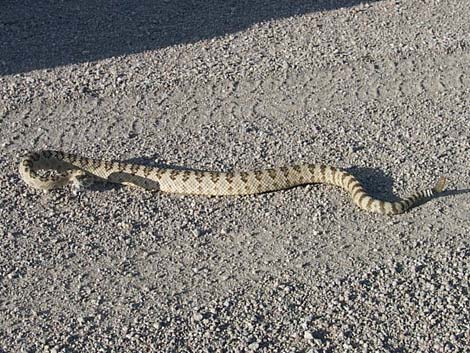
[
  {"x1": 87, "y1": 157, "x2": 469, "y2": 203},
  {"x1": 346, "y1": 166, "x2": 469, "y2": 204},
  {"x1": 345, "y1": 167, "x2": 402, "y2": 202}
]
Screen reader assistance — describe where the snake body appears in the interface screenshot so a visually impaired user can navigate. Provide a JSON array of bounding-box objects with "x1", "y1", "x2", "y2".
[{"x1": 19, "y1": 150, "x2": 446, "y2": 215}]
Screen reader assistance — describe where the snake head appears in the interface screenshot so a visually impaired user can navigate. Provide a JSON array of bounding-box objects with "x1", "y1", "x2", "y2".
[{"x1": 70, "y1": 170, "x2": 94, "y2": 194}]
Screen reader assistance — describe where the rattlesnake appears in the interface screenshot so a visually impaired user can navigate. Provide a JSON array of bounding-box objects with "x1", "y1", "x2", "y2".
[{"x1": 19, "y1": 150, "x2": 446, "y2": 215}]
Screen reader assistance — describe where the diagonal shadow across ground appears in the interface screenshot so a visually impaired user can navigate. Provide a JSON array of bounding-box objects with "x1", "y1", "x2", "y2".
[{"x1": 1, "y1": 0, "x2": 377, "y2": 75}]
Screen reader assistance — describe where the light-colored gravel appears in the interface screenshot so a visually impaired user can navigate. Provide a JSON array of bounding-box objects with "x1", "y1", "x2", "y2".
[{"x1": 1, "y1": 0, "x2": 469, "y2": 352}]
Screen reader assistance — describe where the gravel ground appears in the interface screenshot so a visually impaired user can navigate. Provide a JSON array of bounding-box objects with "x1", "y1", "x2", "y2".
[{"x1": 1, "y1": 0, "x2": 469, "y2": 352}]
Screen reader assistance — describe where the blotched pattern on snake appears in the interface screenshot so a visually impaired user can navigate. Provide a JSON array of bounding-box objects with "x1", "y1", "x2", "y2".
[{"x1": 19, "y1": 150, "x2": 446, "y2": 215}]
